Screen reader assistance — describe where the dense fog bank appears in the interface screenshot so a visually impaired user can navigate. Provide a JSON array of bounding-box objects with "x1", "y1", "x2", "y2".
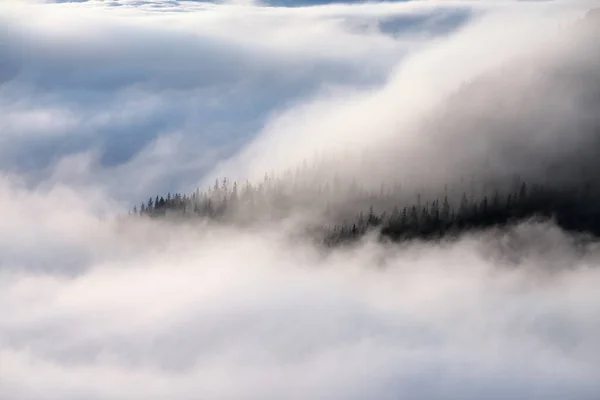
[{"x1": 2, "y1": 177, "x2": 600, "y2": 399}]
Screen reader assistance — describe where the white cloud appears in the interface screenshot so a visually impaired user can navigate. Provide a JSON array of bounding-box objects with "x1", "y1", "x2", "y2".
[
  {"x1": 1, "y1": 177, "x2": 600, "y2": 399},
  {"x1": 210, "y1": 0, "x2": 597, "y2": 194},
  {"x1": 3, "y1": 0, "x2": 440, "y2": 201}
]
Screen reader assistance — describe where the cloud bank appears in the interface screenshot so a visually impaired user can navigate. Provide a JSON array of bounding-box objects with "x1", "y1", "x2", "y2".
[{"x1": 2, "y1": 177, "x2": 600, "y2": 399}]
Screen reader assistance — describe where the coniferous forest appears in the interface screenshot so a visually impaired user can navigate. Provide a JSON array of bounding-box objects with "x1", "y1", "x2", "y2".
[{"x1": 130, "y1": 168, "x2": 600, "y2": 246}]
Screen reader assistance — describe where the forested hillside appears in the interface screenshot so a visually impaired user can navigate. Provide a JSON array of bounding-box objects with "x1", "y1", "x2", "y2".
[
  {"x1": 130, "y1": 170, "x2": 600, "y2": 245},
  {"x1": 130, "y1": 9, "x2": 600, "y2": 245}
]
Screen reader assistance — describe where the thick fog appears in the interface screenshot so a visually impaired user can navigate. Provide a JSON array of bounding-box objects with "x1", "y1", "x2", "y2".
[
  {"x1": 2, "y1": 176, "x2": 600, "y2": 399},
  {"x1": 1, "y1": 0, "x2": 600, "y2": 399},
  {"x1": 214, "y1": 3, "x2": 600, "y2": 195}
]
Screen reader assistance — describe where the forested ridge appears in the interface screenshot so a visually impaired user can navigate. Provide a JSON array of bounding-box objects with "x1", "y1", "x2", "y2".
[
  {"x1": 129, "y1": 8, "x2": 600, "y2": 245},
  {"x1": 129, "y1": 171, "x2": 600, "y2": 245}
]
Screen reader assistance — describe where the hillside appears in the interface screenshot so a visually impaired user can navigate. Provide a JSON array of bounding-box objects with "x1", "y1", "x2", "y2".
[{"x1": 130, "y1": 9, "x2": 600, "y2": 244}]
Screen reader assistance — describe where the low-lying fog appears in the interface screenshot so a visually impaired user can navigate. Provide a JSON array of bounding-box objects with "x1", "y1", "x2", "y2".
[{"x1": 2, "y1": 176, "x2": 600, "y2": 399}]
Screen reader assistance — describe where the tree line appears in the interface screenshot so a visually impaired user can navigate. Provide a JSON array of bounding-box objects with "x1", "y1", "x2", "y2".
[
  {"x1": 325, "y1": 181, "x2": 600, "y2": 245},
  {"x1": 130, "y1": 171, "x2": 600, "y2": 245}
]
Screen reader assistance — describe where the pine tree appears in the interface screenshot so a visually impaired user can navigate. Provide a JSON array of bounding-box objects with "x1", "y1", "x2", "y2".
[{"x1": 441, "y1": 196, "x2": 450, "y2": 222}]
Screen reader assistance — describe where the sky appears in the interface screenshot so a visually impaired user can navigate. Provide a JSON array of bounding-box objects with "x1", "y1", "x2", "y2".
[{"x1": 1, "y1": 0, "x2": 600, "y2": 399}]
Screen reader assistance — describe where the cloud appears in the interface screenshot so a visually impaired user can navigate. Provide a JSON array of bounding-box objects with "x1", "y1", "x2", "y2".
[
  {"x1": 1, "y1": 172, "x2": 600, "y2": 398},
  {"x1": 209, "y1": 0, "x2": 597, "y2": 197},
  {"x1": 0, "y1": 0, "x2": 487, "y2": 202}
]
